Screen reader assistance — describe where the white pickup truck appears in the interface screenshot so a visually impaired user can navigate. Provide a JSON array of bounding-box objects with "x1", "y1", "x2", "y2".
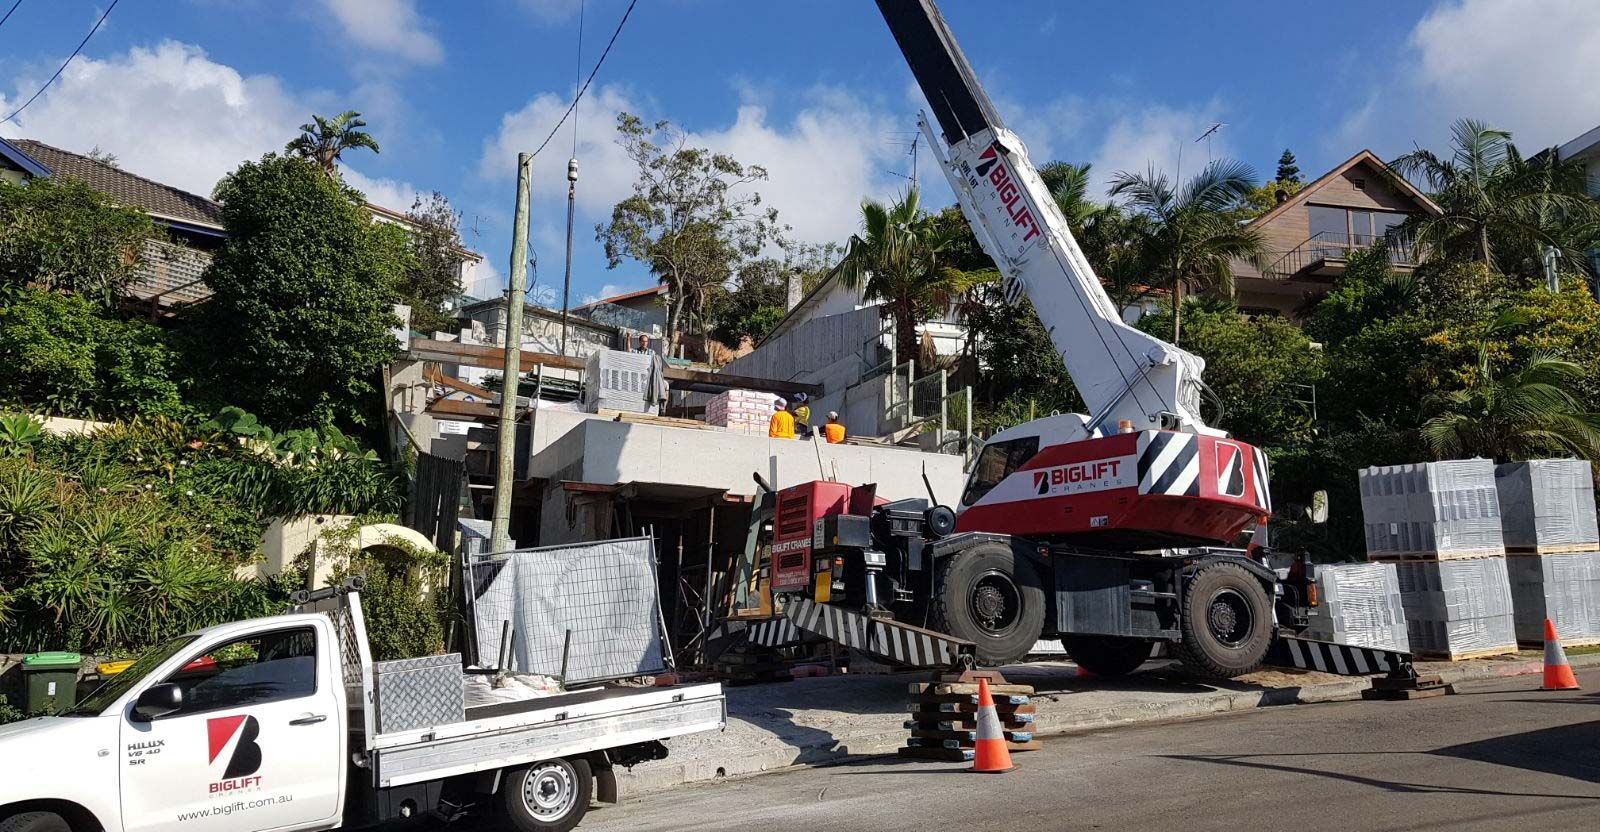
[{"x1": 0, "y1": 583, "x2": 725, "y2": 832}]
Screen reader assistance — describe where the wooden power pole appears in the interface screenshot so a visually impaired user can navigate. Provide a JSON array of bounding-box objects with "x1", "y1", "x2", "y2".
[{"x1": 490, "y1": 152, "x2": 533, "y2": 553}]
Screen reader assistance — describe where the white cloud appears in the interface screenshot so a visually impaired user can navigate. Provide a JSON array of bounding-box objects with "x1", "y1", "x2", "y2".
[
  {"x1": 1090, "y1": 100, "x2": 1234, "y2": 196},
  {"x1": 478, "y1": 84, "x2": 642, "y2": 219},
  {"x1": 342, "y1": 167, "x2": 422, "y2": 214},
  {"x1": 319, "y1": 0, "x2": 444, "y2": 65},
  {"x1": 1334, "y1": 0, "x2": 1600, "y2": 157},
  {"x1": 0, "y1": 41, "x2": 314, "y2": 197}
]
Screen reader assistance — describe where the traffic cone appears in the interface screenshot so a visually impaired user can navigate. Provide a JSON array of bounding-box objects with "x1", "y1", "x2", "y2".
[
  {"x1": 969, "y1": 678, "x2": 1016, "y2": 773},
  {"x1": 1542, "y1": 618, "x2": 1580, "y2": 691}
]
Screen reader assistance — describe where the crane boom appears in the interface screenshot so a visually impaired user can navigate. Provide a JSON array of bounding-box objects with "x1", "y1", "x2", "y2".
[{"x1": 876, "y1": 0, "x2": 1213, "y2": 437}]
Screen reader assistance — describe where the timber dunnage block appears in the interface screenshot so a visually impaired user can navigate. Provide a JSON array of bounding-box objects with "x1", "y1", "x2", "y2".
[
  {"x1": 908, "y1": 702, "x2": 1037, "y2": 717},
  {"x1": 897, "y1": 745, "x2": 974, "y2": 762},
  {"x1": 908, "y1": 681, "x2": 1035, "y2": 696}
]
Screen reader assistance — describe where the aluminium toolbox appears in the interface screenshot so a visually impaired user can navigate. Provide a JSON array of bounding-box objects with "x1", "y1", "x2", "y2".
[{"x1": 372, "y1": 653, "x2": 466, "y2": 734}]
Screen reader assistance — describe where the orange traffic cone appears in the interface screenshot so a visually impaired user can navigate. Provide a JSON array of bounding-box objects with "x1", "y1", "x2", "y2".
[
  {"x1": 969, "y1": 677, "x2": 1016, "y2": 773},
  {"x1": 1542, "y1": 619, "x2": 1581, "y2": 691}
]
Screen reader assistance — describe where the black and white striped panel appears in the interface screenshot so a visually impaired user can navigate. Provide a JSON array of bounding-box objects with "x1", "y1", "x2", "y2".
[
  {"x1": 785, "y1": 598, "x2": 973, "y2": 668},
  {"x1": 1251, "y1": 447, "x2": 1272, "y2": 512},
  {"x1": 746, "y1": 616, "x2": 804, "y2": 648},
  {"x1": 1271, "y1": 636, "x2": 1404, "y2": 676},
  {"x1": 1138, "y1": 432, "x2": 1200, "y2": 497}
]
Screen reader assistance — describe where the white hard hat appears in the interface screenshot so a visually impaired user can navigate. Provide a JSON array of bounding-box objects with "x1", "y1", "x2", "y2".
[
  {"x1": 774, "y1": 397, "x2": 787, "y2": 408},
  {"x1": 828, "y1": 411, "x2": 839, "y2": 420}
]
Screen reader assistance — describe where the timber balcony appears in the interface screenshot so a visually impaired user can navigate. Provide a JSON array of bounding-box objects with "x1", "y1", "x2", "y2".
[{"x1": 1266, "y1": 231, "x2": 1419, "y2": 280}]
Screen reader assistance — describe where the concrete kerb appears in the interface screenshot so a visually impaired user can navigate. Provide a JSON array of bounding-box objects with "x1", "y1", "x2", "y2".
[{"x1": 615, "y1": 651, "x2": 1600, "y2": 798}]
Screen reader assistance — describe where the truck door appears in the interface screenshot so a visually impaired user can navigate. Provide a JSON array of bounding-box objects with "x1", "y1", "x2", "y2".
[{"x1": 119, "y1": 625, "x2": 342, "y2": 832}]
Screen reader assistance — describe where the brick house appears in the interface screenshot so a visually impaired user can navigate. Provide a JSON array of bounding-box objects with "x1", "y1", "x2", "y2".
[{"x1": 1233, "y1": 149, "x2": 1442, "y2": 317}]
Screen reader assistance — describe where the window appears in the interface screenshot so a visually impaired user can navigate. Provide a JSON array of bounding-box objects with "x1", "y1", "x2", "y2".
[
  {"x1": 962, "y1": 436, "x2": 1040, "y2": 506},
  {"x1": 163, "y1": 628, "x2": 318, "y2": 717},
  {"x1": 66, "y1": 636, "x2": 196, "y2": 717},
  {"x1": 1351, "y1": 177, "x2": 1366, "y2": 190}
]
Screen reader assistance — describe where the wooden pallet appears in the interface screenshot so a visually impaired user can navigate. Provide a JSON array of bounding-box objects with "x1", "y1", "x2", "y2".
[
  {"x1": 1519, "y1": 636, "x2": 1600, "y2": 649},
  {"x1": 1413, "y1": 645, "x2": 1519, "y2": 662},
  {"x1": 1506, "y1": 543, "x2": 1600, "y2": 556},
  {"x1": 1367, "y1": 548, "x2": 1505, "y2": 563}
]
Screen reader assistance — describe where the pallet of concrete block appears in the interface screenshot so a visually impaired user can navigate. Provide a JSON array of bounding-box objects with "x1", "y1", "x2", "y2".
[
  {"x1": 1494, "y1": 459, "x2": 1599, "y2": 555},
  {"x1": 1394, "y1": 557, "x2": 1518, "y2": 660},
  {"x1": 1507, "y1": 551, "x2": 1600, "y2": 648},
  {"x1": 705, "y1": 389, "x2": 780, "y2": 436},
  {"x1": 1303, "y1": 562, "x2": 1410, "y2": 653},
  {"x1": 1359, "y1": 459, "x2": 1505, "y2": 561},
  {"x1": 582, "y1": 348, "x2": 661, "y2": 414}
]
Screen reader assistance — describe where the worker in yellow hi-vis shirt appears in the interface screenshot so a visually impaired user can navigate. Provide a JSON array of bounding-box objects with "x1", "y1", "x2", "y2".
[
  {"x1": 823, "y1": 411, "x2": 846, "y2": 443},
  {"x1": 768, "y1": 397, "x2": 795, "y2": 439}
]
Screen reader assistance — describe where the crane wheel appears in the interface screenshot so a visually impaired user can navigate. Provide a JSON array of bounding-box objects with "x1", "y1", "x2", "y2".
[
  {"x1": 930, "y1": 541, "x2": 1046, "y2": 666},
  {"x1": 1062, "y1": 635, "x2": 1152, "y2": 677},
  {"x1": 1175, "y1": 562, "x2": 1273, "y2": 678}
]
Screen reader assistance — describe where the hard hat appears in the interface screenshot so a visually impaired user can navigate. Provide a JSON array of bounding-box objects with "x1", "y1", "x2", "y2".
[
  {"x1": 828, "y1": 411, "x2": 839, "y2": 420},
  {"x1": 774, "y1": 397, "x2": 787, "y2": 408},
  {"x1": 794, "y1": 392, "x2": 809, "y2": 403}
]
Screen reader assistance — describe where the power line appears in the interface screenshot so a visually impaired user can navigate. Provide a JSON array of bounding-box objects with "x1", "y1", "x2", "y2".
[
  {"x1": 530, "y1": 0, "x2": 637, "y2": 159},
  {"x1": 0, "y1": 1, "x2": 25, "y2": 32},
  {"x1": 2, "y1": 0, "x2": 119, "y2": 125}
]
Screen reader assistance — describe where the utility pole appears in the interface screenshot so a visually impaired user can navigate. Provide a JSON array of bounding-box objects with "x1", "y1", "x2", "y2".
[
  {"x1": 491, "y1": 152, "x2": 533, "y2": 553},
  {"x1": 559, "y1": 157, "x2": 577, "y2": 355}
]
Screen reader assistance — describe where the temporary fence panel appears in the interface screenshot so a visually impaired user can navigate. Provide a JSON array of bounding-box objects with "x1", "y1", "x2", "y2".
[{"x1": 466, "y1": 536, "x2": 666, "y2": 684}]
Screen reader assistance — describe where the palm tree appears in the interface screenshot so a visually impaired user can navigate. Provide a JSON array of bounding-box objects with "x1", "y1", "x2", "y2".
[
  {"x1": 1108, "y1": 159, "x2": 1268, "y2": 344},
  {"x1": 285, "y1": 111, "x2": 381, "y2": 175},
  {"x1": 1421, "y1": 351, "x2": 1600, "y2": 462},
  {"x1": 836, "y1": 188, "x2": 973, "y2": 370},
  {"x1": 1391, "y1": 118, "x2": 1600, "y2": 277},
  {"x1": 1039, "y1": 161, "x2": 1100, "y2": 232}
]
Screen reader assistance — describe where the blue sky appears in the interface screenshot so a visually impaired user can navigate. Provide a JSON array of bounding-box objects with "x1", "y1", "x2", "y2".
[{"x1": 4, "y1": 0, "x2": 1599, "y2": 304}]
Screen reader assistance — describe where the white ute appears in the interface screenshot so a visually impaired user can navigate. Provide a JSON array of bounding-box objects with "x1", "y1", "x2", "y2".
[{"x1": 0, "y1": 583, "x2": 725, "y2": 832}]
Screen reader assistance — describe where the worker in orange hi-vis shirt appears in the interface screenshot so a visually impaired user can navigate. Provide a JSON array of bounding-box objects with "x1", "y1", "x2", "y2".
[
  {"x1": 768, "y1": 398, "x2": 796, "y2": 439},
  {"x1": 823, "y1": 411, "x2": 845, "y2": 444}
]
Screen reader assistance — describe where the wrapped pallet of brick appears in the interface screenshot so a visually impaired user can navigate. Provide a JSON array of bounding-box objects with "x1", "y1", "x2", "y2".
[
  {"x1": 705, "y1": 389, "x2": 780, "y2": 436},
  {"x1": 1496, "y1": 458, "x2": 1600, "y2": 646},
  {"x1": 1303, "y1": 563, "x2": 1410, "y2": 653},
  {"x1": 1394, "y1": 557, "x2": 1517, "y2": 660},
  {"x1": 1360, "y1": 458, "x2": 1516, "y2": 659},
  {"x1": 1359, "y1": 459, "x2": 1504, "y2": 560},
  {"x1": 582, "y1": 349, "x2": 662, "y2": 414}
]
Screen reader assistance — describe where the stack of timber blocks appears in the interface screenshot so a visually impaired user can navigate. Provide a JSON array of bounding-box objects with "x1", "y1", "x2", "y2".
[
  {"x1": 1359, "y1": 459, "x2": 1517, "y2": 660},
  {"x1": 1496, "y1": 459, "x2": 1600, "y2": 648},
  {"x1": 898, "y1": 670, "x2": 1039, "y2": 762},
  {"x1": 705, "y1": 389, "x2": 781, "y2": 436}
]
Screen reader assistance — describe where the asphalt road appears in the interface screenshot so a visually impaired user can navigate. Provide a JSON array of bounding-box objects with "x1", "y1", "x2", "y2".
[{"x1": 582, "y1": 669, "x2": 1600, "y2": 832}]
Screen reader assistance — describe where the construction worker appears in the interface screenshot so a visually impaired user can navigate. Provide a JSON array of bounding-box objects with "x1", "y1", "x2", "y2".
[
  {"x1": 768, "y1": 397, "x2": 795, "y2": 439},
  {"x1": 823, "y1": 411, "x2": 845, "y2": 443},
  {"x1": 792, "y1": 392, "x2": 813, "y2": 439}
]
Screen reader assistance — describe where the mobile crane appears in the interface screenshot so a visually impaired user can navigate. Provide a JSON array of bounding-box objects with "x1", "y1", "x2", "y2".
[{"x1": 742, "y1": 0, "x2": 1417, "y2": 684}]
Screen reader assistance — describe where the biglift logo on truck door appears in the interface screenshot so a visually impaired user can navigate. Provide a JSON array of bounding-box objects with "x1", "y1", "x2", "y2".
[
  {"x1": 206, "y1": 714, "x2": 264, "y2": 794},
  {"x1": 978, "y1": 452, "x2": 1138, "y2": 506}
]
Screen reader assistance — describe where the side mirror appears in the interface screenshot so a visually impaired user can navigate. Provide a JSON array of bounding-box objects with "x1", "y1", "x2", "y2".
[
  {"x1": 1309, "y1": 490, "x2": 1329, "y2": 524},
  {"x1": 131, "y1": 683, "x2": 183, "y2": 722}
]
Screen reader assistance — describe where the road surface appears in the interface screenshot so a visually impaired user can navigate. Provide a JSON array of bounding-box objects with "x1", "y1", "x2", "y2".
[{"x1": 584, "y1": 669, "x2": 1600, "y2": 832}]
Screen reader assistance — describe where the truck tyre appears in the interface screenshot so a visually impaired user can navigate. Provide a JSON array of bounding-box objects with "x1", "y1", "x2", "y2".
[
  {"x1": 1175, "y1": 562, "x2": 1273, "y2": 678},
  {"x1": 931, "y1": 541, "x2": 1046, "y2": 666},
  {"x1": 1062, "y1": 635, "x2": 1151, "y2": 677},
  {"x1": 502, "y1": 758, "x2": 592, "y2": 832},
  {"x1": 0, "y1": 813, "x2": 72, "y2": 832}
]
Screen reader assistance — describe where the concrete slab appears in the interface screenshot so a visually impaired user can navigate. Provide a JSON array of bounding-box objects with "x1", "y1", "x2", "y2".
[{"x1": 616, "y1": 651, "x2": 1600, "y2": 797}]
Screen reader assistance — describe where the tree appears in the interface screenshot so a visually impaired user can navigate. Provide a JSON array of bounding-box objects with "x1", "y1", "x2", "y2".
[
  {"x1": 397, "y1": 191, "x2": 466, "y2": 333},
  {"x1": 1275, "y1": 149, "x2": 1301, "y2": 184},
  {"x1": 709, "y1": 242, "x2": 841, "y2": 346},
  {"x1": 1038, "y1": 161, "x2": 1100, "y2": 231},
  {"x1": 837, "y1": 188, "x2": 981, "y2": 369},
  {"x1": 1391, "y1": 118, "x2": 1600, "y2": 278},
  {"x1": 1422, "y1": 350, "x2": 1600, "y2": 462},
  {"x1": 191, "y1": 154, "x2": 405, "y2": 431},
  {"x1": 596, "y1": 113, "x2": 784, "y2": 353},
  {"x1": 285, "y1": 110, "x2": 381, "y2": 175},
  {"x1": 0, "y1": 176, "x2": 159, "y2": 307},
  {"x1": 1108, "y1": 159, "x2": 1268, "y2": 344}
]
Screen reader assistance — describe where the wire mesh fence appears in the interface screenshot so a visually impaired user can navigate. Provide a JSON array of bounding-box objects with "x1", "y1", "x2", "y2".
[{"x1": 465, "y1": 536, "x2": 666, "y2": 684}]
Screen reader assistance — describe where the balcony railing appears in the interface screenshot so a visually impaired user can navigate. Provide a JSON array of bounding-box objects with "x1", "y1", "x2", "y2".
[{"x1": 1267, "y1": 231, "x2": 1418, "y2": 279}]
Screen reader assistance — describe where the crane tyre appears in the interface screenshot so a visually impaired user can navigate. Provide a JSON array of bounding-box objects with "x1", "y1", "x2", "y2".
[
  {"x1": 931, "y1": 541, "x2": 1046, "y2": 666},
  {"x1": 1062, "y1": 635, "x2": 1151, "y2": 677},
  {"x1": 1175, "y1": 562, "x2": 1273, "y2": 678}
]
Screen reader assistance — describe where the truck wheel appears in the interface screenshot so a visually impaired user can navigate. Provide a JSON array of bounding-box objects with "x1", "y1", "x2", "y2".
[
  {"x1": 932, "y1": 541, "x2": 1046, "y2": 666},
  {"x1": 1175, "y1": 562, "x2": 1273, "y2": 678},
  {"x1": 0, "y1": 813, "x2": 72, "y2": 832},
  {"x1": 503, "y1": 758, "x2": 592, "y2": 832},
  {"x1": 1062, "y1": 635, "x2": 1151, "y2": 677}
]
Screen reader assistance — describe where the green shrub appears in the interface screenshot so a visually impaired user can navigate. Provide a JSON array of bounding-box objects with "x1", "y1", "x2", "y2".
[{"x1": 0, "y1": 176, "x2": 160, "y2": 306}]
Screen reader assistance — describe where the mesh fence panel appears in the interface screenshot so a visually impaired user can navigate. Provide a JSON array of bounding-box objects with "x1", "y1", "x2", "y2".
[{"x1": 466, "y1": 536, "x2": 665, "y2": 684}]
